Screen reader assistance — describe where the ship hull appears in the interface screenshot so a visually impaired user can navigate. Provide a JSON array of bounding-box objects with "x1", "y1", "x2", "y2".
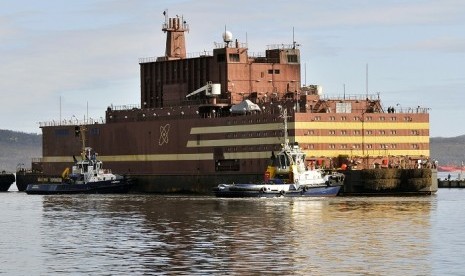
[
  {"x1": 438, "y1": 179, "x2": 465, "y2": 188},
  {"x1": 16, "y1": 171, "x2": 262, "y2": 193},
  {"x1": 15, "y1": 171, "x2": 60, "y2": 192},
  {"x1": 340, "y1": 169, "x2": 437, "y2": 195},
  {"x1": 24, "y1": 115, "x2": 436, "y2": 195},
  {"x1": 17, "y1": 169, "x2": 437, "y2": 195},
  {"x1": 213, "y1": 184, "x2": 341, "y2": 198},
  {"x1": 25, "y1": 179, "x2": 132, "y2": 195}
]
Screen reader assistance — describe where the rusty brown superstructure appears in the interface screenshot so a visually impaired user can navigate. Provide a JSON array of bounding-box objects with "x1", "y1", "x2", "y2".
[{"x1": 17, "y1": 14, "x2": 435, "y2": 194}]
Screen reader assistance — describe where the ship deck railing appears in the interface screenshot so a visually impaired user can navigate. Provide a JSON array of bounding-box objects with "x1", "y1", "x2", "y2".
[
  {"x1": 383, "y1": 106, "x2": 430, "y2": 114},
  {"x1": 319, "y1": 93, "x2": 380, "y2": 101},
  {"x1": 139, "y1": 50, "x2": 282, "y2": 64},
  {"x1": 267, "y1": 44, "x2": 300, "y2": 50},
  {"x1": 39, "y1": 117, "x2": 105, "y2": 128},
  {"x1": 109, "y1": 104, "x2": 140, "y2": 111},
  {"x1": 214, "y1": 42, "x2": 248, "y2": 49},
  {"x1": 110, "y1": 98, "x2": 233, "y2": 111},
  {"x1": 139, "y1": 51, "x2": 214, "y2": 63},
  {"x1": 312, "y1": 93, "x2": 430, "y2": 114},
  {"x1": 38, "y1": 92, "x2": 429, "y2": 128}
]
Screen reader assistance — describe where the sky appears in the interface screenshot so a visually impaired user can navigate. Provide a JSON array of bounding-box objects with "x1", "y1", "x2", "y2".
[{"x1": 0, "y1": 0, "x2": 464, "y2": 137}]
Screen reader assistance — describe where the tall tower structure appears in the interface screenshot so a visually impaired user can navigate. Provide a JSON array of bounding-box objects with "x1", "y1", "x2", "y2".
[{"x1": 158, "y1": 11, "x2": 189, "y2": 61}]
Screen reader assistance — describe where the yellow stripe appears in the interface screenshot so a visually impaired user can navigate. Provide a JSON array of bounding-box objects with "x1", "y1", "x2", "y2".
[
  {"x1": 41, "y1": 149, "x2": 429, "y2": 163},
  {"x1": 224, "y1": 151, "x2": 273, "y2": 159},
  {"x1": 189, "y1": 122, "x2": 429, "y2": 134},
  {"x1": 41, "y1": 152, "x2": 268, "y2": 163},
  {"x1": 187, "y1": 137, "x2": 282, "y2": 147},
  {"x1": 295, "y1": 122, "x2": 429, "y2": 130},
  {"x1": 42, "y1": 156, "x2": 75, "y2": 163},
  {"x1": 186, "y1": 135, "x2": 429, "y2": 148},
  {"x1": 296, "y1": 135, "x2": 430, "y2": 144},
  {"x1": 190, "y1": 123, "x2": 282, "y2": 134}
]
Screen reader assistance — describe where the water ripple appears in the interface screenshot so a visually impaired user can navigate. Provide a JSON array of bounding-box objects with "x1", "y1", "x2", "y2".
[{"x1": 2, "y1": 191, "x2": 461, "y2": 275}]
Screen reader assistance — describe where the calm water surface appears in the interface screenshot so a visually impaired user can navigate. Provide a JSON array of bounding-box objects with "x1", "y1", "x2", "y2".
[{"x1": 1, "y1": 187, "x2": 465, "y2": 275}]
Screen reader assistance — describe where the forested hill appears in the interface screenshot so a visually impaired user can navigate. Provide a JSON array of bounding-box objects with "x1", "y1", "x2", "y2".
[
  {"x1": 0, "y1": 129, "x2": 464, "y2": 172},
  {"x1": 0, "y1": 129, "x2": 41, "y2": 172},
  {"x1": 430, "y1": 135, "x2": 465, "y2": 166}
]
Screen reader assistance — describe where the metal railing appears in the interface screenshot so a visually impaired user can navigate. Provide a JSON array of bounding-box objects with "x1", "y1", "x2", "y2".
[
  {"x1": 139, "y1": 51, "x2": 214, "y2": 64},
  {"x1": 109, "y1": 104, "x2": 140, "y2": 111},
  {"x1": 267, "y1": 44, "x2": 299, "y2": 50},
  {"x1": 38, "y1": 117, "x2": 106, "y2": 128}
]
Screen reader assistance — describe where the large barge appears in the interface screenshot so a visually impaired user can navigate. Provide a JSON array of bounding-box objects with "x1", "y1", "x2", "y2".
[{"x1": 17, "y1": 13, "x2": 436, "y2": 194}]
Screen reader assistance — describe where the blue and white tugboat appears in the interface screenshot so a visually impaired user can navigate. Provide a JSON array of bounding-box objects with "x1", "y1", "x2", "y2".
[
  {"x1": 26, "y1": 126, "x2": 132, "y2": 195},
  {"x1": 213, "y1": 109, "x2": 345, "y2": 198}
]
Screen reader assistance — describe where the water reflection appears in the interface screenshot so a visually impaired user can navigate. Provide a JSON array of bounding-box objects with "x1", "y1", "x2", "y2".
[
  {"x1": 36, "y1": 195, "x2": 434, "y2": 275},
  {"x1": 290, "y1": 198, "x2": 434, "y2": 275}
]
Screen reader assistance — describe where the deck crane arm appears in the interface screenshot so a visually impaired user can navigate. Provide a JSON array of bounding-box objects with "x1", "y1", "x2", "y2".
[{"x1": 186, "y1": 81, "x2": 221, "y2": 98}]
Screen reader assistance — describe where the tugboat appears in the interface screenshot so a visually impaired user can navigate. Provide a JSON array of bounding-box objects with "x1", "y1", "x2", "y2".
[
  {"x1": 0, "y1": 171, "x2": 15, "y2": 192},
  {"x1": 26, "y1": 126, "x2": 132, "y2": 195},
  {"x1": 213, "y1": 109, "x2": 345, "y2": 198}
]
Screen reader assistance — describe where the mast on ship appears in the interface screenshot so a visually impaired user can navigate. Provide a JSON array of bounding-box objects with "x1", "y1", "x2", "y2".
[
  {"x1": 74, "y1": 125, "x2": 88, "y2": 160},
  {"x1": 280, "y1": 107, "x2": 289, "y2": 148},
  {"x1": 159, "y1": 10, "x2": 189, "y2": 61}
]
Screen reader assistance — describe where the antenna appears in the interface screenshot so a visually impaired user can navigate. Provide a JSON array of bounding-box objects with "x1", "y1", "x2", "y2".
[
  {"x1": 163, "y1": 9, "x2": 168, "y2": 22},
  {"x1": 59, "y1": 96, "x2": 62, "y2": 123},
  {"x1": 222, "y1": 25, "x2": 232, "y2": 47},
  {"x1": 292, "y1": 27, "x2": 295, "y2": 49},
  {"x1": 366, "y1": 63, "x2": 368, "y2": 98},
  {"x1": 304, "y1": 63, "x2": 307, "y2": 86},
  {"x1": 282, "y1": 108, "x2": 288, "y2": 147}
]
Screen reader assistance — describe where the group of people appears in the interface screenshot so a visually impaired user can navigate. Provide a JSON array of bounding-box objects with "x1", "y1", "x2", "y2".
[{"x1": 386, "y1": 106, "x2": 396, "y2": 113}]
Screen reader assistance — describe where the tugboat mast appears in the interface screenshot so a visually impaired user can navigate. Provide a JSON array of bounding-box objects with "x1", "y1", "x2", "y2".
[
  {"x1": 280, "y1": 108, "x2": 289, "y2": 148},
  {"x1": 74, "y1": 125, "x2": 87, "y2": 160}
]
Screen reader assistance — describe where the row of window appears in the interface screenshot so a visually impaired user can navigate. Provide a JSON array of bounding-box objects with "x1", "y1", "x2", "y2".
[
  {"x1": 222, "y1": 129, "x2": 423, "y2": 138},
  {"x1": 226, "y1": 117, "x2": 280, "y2": 125},
  {"x1": 311, "y1": 144, "x2": 422, "y2": 150},
  {"x1": 324, "y1": 116, "x2": 413, "y2": 121},
  {"x1": 309, "y1": 129, "x2": 423, "y2": 135},
  {"x1": 223, "y1": 143, "x2": 421, "y2": 152},
  {"x1": 267, "y1": 69, "x2": 280, "y2": 74},
  {"x1": 218, "y1": 53, "x2": 299, "y2": 64},
  {"x1": 225, "y1": 145, "x2": 281, "y2": 152},
  {"x1": 220, "y1": 116, "x2": 415, "y2": 123},
  {"x1": 322, "y1": 144, "x2": 421, "y2": 150},
  {"x1": 226, "y1": 129, "x2": 418, "y2": 138},
  {"x1": 226, "y1": 131, "x2": 283, "y2": 138}
]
